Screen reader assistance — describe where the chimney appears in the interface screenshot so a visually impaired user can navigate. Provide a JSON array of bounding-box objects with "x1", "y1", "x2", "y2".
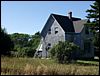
[{"x1": 68, "y1": 11, "x2": 72, "y2": 19}]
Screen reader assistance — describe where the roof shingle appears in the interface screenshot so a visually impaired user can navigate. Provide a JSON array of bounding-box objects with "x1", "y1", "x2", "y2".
[{"x1": 52, "y1": 14, "x2": 87, "y2": 33}]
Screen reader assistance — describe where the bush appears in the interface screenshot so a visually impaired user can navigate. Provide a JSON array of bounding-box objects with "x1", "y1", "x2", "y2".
[
  {"x1": 49, "y1": 41, "x2": 80, "y2": 63},
  {"x1": 1, "y1": 28, "x2": 14, "y2": 56},
  {"x1": 10, "y1": 47, "x2": 36, "y2": 57}
]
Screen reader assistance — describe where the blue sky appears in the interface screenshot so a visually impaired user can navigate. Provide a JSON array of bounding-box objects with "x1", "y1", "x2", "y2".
[{"x1": 1, "y1": 1, "x2": 94, "y2": 35}]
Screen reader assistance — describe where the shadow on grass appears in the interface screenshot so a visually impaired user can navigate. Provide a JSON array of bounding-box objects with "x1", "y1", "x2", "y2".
[{"x1": 75, "y1": 61, "x2": 99, "y2": 66}]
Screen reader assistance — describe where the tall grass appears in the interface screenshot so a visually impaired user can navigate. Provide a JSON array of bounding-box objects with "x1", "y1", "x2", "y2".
[{"x1": 1, "y1": 57, "x2": 99, "y2": 75}]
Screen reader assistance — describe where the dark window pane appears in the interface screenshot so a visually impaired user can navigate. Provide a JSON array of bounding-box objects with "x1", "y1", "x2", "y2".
[
  {"x1": 55, "y1": 27, "x2": 58, "y2": 34},
  {"x1": 48, "y1": 29, "x2": 51, "y2": 34},
  {"x1": 55, "y1": 31, "x2": 58, "y2": 34},
  {"x1": 48, "y1": 43, "x2": 51, "y2": 46}
]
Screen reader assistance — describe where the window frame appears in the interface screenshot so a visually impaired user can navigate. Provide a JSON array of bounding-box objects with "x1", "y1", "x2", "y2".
[
  {"x1": 48, "y1": 28, "x2": 51, "y2": 34},
  {"x1": 54, "y1": 27, "x2": 58, "y2": 34}
]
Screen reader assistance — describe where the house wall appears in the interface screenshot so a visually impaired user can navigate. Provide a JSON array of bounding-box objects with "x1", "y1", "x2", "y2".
[
  {"x1": 42, "y1": 19, "x2": 65, "y2": 58},
  {"x1": 41, "y1": 15, "x2": 55, "y2": 38},
  {"x1": 40, "y1": 15, "x2": 94, "y2": 58},
  {"x1": 65, "y1": 33, "x2": 83, "y2": 49},
  {"x1": 65, "y1": 33, "x2": 74, "y2": 42},
  {"x1": 80, "y1": 26, "x2": 94, "y2": 58},
  {"x1": 65, "y1": 33, "x2": 83, "y2": 58},
  {"x1": 65, "y1": 26, "x2": 94, "y2": 58}
]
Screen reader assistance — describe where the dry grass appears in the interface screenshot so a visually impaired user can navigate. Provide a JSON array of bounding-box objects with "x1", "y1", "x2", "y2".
[{"x1": 1, "y1": 57, "x2": 99, "y2": 75}]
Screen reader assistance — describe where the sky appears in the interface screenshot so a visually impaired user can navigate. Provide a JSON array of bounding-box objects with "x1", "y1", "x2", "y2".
[{"x1": 1, "y1": 1, "x2": 95, "y2": 35}]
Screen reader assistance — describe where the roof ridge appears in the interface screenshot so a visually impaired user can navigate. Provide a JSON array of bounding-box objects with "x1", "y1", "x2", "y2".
[
  {"x1": 51, "y1": 13, "x2": 67, "y2": 17},
  {"x1": 51, "y1": 13, "x2": 81, "y2": 20},
  {"x1": 73, "y1": 19, "x2": 88, "y2": 22}
]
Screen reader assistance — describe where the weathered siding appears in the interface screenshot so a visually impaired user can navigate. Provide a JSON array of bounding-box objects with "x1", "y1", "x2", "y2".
[
  {"x1": 80, "y1": 26, "x2": 94, "y2": 58},
  {"x1": 65, "y1": 33, "x2": 83, "y2": 57},
  {"x1": 38, "y1": 14, "x2": 94, "y2": 58},
  {"x1": 65, "y1": 33, "x2": 83, "y2": 49},
  {"x1": 41, "y1": 15, "x2": 55, "y2": 38},
  {"x1": 65, "y1": 33, "x2": 74, "y2": 42},
  {"x1": 65, "y1": 26, "x2": 94, "y2": 58},
  {"x1": 42, "y1": 19, "x2": 65, "y2": 57}
]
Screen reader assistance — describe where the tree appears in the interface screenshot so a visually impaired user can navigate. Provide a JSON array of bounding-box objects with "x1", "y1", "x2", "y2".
[
  {"x1": 85, "y1": 1, "x2": 99, "y2": 56},
  {"x1": 1, "y1": 27, "x2": 14, "y2": 56},
  {"x1": 10, "y1": 33, "x2": 30, "y2": 48},
  {"x1": 10, "y1": 32, "x2": 41, "y2": 57},
  {"x1": 86, "y1": 1, "x2": 99, "y2": 36},
  {"x1": 49, "y1": 41, "x2": 80, "y2": 63},
  {"x1": 86, "y1": 1, "x2": 99, "y2": 30},
  {"x1": 28, "y1": 32, "x2": 41, "y2": 49}
]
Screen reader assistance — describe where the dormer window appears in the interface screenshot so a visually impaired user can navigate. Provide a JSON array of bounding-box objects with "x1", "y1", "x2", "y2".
[
  {"x1": 55, "y1": 27, "x2": 58, "y2": 34},
  {"x1": 48, "y1": 28, "x2": 51, "y2": 34}
]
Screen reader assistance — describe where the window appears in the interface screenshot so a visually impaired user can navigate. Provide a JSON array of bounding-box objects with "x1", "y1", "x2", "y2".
[
  {"x1": 46, "y1": 43, "x2": 51, "y2": 50},
  {"x1": 48, "y1": 29, "x2": 51, "y2": 34},
  {"x1": 48, "y1": 43, "x2": 51, "y2": 46},
  {"x1": 55, "y1": 31, "x2": 58, "y2": 34},
  {"x1": 55, "y1": 27, "x2": 58, "y2": 34}
]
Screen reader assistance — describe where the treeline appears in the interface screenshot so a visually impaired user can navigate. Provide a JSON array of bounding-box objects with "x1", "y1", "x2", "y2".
[
  {"x1": 1, "y1": 27, "x2": 41, "y2": 57},
  {"x1": 1, "y1": 28, "x2": 14, "y2": 56},
  {"x1": 1, "y1": 1, "x2": 99, "y2": 58}
]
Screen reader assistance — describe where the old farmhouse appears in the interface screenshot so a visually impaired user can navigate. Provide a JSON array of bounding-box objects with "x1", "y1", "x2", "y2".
[{"x1": 34, "y1": 12, "x2": 94, "y2": 59}]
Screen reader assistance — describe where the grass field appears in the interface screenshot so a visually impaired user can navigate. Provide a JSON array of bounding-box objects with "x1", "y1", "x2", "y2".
[{"x1": 1, "y1": 57, "x2": 99, "y2": 75}]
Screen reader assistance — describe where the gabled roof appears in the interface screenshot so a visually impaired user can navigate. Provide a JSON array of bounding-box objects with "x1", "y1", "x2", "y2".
[
  {"x1": 51, "y1": 14, "x2": 87, "y2": 33},
  {"x1": 73, "y1": 19, "x2": 88, "y2": 33},
  {"x1": 52, "y1": 14, "x2": 75, "y2": 32},
  {"x1": 41, "y1": 13, "x2": 88, "y2": 37}
]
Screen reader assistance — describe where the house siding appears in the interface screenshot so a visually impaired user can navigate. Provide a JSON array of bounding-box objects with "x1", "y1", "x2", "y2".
[
  {"x1": 35, "y1": 14, "x2": 94, "y2": 59},
  {"x1": 41, "y1": 15, "x2": 55, "y2": 38},
  {"x1": 65, "y1": 26, "x2": 94, "y2": 58},
  {"x1": 80, "y1": 26, "x2": 94, "y2": 58},
  {"x1": 65, "y1": 33, "x2": 83, "y2": 58},
  {"x1": 65, "y1": 33, "x2": 83, "y2": 49},
  {"x1": 42, "y1": 19, "x2": 65, "y2": 58}
]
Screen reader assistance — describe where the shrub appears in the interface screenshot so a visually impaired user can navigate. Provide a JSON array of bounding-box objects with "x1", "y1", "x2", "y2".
[{"x1": 49, "y1": 41, "x2": 80, "y2": 63}]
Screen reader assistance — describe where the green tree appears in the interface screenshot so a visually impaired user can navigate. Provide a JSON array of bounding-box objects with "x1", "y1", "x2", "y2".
[
  {"x1": 10, "y1": 32, "x2": 41, "y2": 57},
  {"x1": 1, "y1": 27, "x2": 14, "y2": 56},
  {"x1": 49, "y1": 41, "x2": 80, "y2": 63},
  {"x1": 85, "y1": 1, "x2": 99, "y2": 56},
  {"x1": 10, "y1": 33, "x2": 30, "y2": 48},
  {"x1": 86, "y1": 1, "x2": 99, "y2": 30},
  {"x1": 28, "y1": 32, "x2": 41, "y2": 49}
]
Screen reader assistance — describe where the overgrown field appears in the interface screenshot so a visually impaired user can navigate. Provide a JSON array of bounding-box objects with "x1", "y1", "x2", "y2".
[{"x1": 1, "y1": 57, "x2": 99, "y2": 75}]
